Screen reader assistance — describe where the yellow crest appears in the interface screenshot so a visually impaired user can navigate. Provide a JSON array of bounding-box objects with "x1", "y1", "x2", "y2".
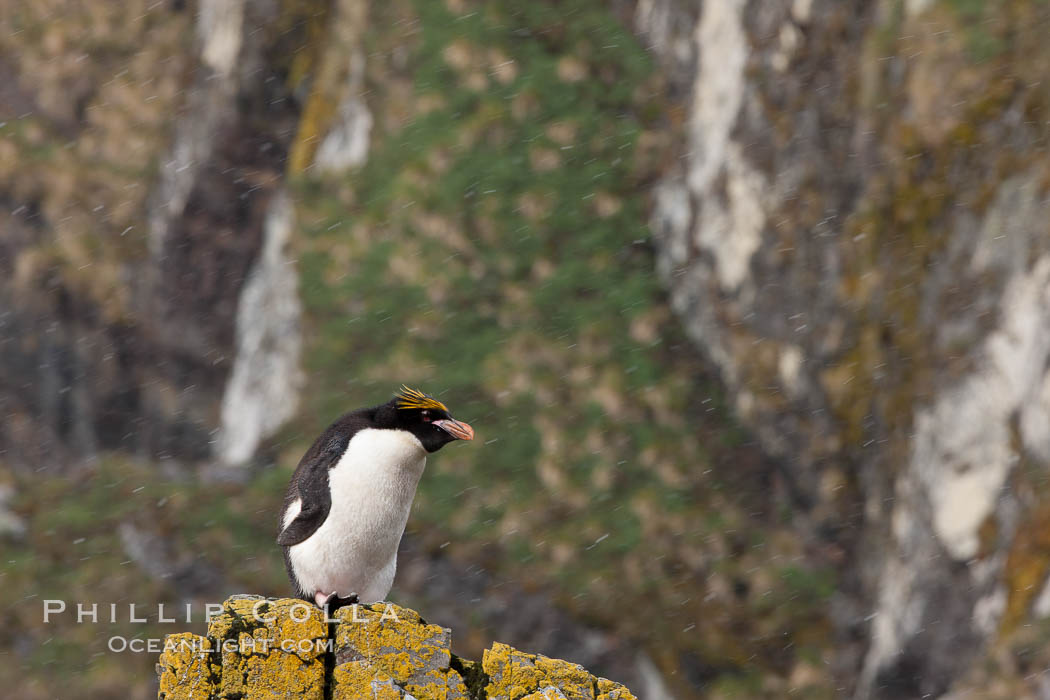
[{"x1": 395, "y1": 385, "x2": 448, "y2": 412}]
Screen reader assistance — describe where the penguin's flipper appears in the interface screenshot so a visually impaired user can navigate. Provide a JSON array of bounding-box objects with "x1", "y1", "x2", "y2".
[
  {"x1": 276, "y1": 448, "x2": 335, "y2": 546},
  {"x1": 276, "y1": 498, "x2": 328, "y2": 546}
]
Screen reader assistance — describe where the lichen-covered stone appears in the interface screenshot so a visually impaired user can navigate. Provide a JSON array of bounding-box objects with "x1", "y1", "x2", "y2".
[
  {"x1": 332, "y1": 667, "x2": 407, "y2": 699},
  {"x1": 157, "y1": 633, "x2": 217, "y2": 700},
  {"x1": 207, "y1": 595, "x2": 327, "y2": 699},
  {"x1": 332, "y1": 602, "x2": 460, "y2": 699},
  {"x1": 483, "y1": 642, "x2": 596, "y2": 700},
  {"x1": 521, "y1": 688, "x2": 569, "y2": 700},
  {"x1": 595, "y1": 677, "x2": 637, "y2": 700},
  {"x1": 157, "y1": 596, "x2": 635, "y2": 699},
  {"x1": 444, "y1": 667, "x2": 473, "y2": 700}
]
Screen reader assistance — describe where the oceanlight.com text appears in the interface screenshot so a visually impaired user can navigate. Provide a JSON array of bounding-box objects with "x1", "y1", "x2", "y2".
[{"x1": 108, "y1": 635, "x2": 336, "y2": 654}]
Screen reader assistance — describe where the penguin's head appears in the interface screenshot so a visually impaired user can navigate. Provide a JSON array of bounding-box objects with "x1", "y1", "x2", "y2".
[{"x1": 384, "y1": 385, "x2": 475, "y2": 453}]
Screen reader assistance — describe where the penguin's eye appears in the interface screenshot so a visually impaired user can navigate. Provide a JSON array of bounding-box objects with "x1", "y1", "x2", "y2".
[{"x1": 421, "y1": 410, "x2": 432, "y2": 422}]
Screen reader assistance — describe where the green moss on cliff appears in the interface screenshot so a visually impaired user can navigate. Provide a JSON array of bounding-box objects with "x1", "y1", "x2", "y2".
[
  {"x1": 824, "y1": 2, "x2": 1050, "y2": 470},
  {"x1": 286, "y1": 0, "x2": 832, "y2": 692},
  {"x1": 0, "y1": 0, "x2": 191, "y2": 312}
]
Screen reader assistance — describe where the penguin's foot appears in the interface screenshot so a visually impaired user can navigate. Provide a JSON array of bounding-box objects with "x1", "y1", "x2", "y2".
[
  {"x1": 314, "y1": 591, "x2": 359, "y2": 610},
  {"x1": 332, "y1": 593, "x2": 359, "y2": 609}
]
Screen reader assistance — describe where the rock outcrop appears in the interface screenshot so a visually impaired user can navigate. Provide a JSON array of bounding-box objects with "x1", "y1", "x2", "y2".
[{"x1": 156, "y1": 596, "x2": 635, "y2": 700}]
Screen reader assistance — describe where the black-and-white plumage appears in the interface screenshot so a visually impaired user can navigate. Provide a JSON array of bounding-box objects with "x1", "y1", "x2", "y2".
[{"x1": 277, "y1": 387, "x2": 474, "y2": 607}]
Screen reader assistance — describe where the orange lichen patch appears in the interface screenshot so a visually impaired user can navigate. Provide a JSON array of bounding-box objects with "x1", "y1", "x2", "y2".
[
  {"x1": 446, "y1": 667, "x2": 473, "y2": 698},
  {"x1": 209, "y1": 596, "x2": 327, "y2": 642},
  {"x1": 332, "y1": 603, "x2": 456, "y2": 698},
  {"x1": 520, "y1": 689, "x2": 569, "y2": 699},
  {"x1": 483, "y1": 642, "x2": 595, "y2": 700},
  {"x1": 287, "y1": 0, "x2": 369, "y2": 174},
  {"x1": 1000, "y1": 500, "x2": 1050, "y2": 636},
  {"x1": 207, "y1": 596, "x2": 327, "y2": 699},
  {"x1": 219, "y1": 642, "x2": 326, "y2": 699},
  {"x1": 157, "y1": 633, "x2": 217, "y2": 700},
  {"x1": 596, "y1": 676, "x2": 638, "y2": 700},
  {"x1": 333, "y1": 666, "x2": 405, "y2": 699}
]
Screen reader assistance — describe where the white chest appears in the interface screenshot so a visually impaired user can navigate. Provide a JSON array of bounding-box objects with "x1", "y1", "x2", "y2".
[{"x1": 287, "y1": 428, "x2": 427, "y2": 601}]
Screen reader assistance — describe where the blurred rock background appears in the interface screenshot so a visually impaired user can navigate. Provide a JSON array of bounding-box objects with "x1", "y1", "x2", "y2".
[{"x1": 2, "y1": 1, "x2": 1050, "y2": 698}]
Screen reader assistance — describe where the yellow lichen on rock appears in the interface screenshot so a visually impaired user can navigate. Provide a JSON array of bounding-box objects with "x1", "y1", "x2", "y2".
[
  {"x1": 157, "y1": 633, "x2": 217, "y2": 700},
  {"x1": 333, "y1": 666, "x2": 408, "y2": 699},
  {"x1": 596, "y1": 676, "x2": 638, "y2": 700},
  {"x1": 482, "y1": 642, "x2": 637, "y2": 700},
  {"x1": 207, "y1": 595, "x2": 327, "y2": 700},
  {"x1": 483, "y1": 642, "x2": 594, "y2": 700},
  {"x1": 332, "y1": 602, "x2": 467, "y2": 699},
  {"x1": 157, "y1": 596, "x2": 636, "y2": 699},
  {"x1": 520, "y1": 689, "x2": 570, "y2": 700},
  {"x1": 286, "y1": 0, "x2": 369, "y2": 174}
]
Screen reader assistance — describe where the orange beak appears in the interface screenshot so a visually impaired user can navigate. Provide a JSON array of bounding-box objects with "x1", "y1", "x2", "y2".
[{"x1": 434, "y1": 418, "x2": 474, "y2": 441}]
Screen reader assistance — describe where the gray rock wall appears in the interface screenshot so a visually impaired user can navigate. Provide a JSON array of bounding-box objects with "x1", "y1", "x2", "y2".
[
  {"x1": 640, "y1": 0, "x2": 1050, "y2": 696},
  {"x1": 0, "y1": 1, "x2": 311, "y2": 465}
]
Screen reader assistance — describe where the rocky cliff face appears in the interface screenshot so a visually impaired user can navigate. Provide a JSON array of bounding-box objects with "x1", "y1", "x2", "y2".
[
  {"x1": 156, "y1": 596, "x2": 635, "y2": 699},
  {"x1": 640, "y1": 0, "x2": 1050, "y2": 697},
  {"x1": 6, "y1": 0, "x2": 1050, "y2": 698},
  {"x1": 1, "y1": 0, "x2": 306, "y2": 465}
]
